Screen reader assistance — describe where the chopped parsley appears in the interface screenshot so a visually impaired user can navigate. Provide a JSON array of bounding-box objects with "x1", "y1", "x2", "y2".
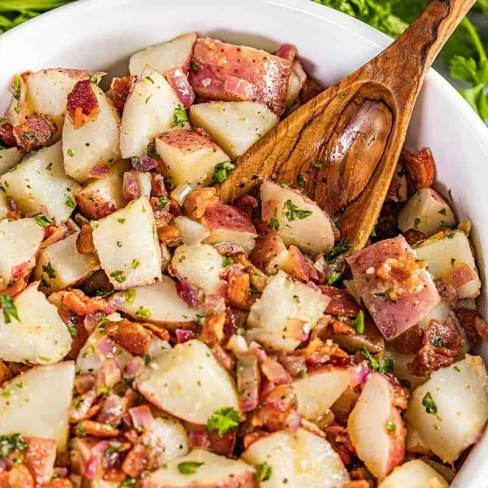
[
  {"x1": 67, "y1": 148, "x2": 75, "y2": 157},
  {"x1": 451, "y1": 258, "x2": 456, "y2": 266},
  {"x1": 352, "y1": 310, "x2": 365, "y2": 334},
  {"x1": 164, "y1": 176, "x2": 174, "y2": 187},
  {"x1": 255, "y1": 462, "x2": 273, "y2": 481},
  {"x1": 68, "y1": 326, "x2": 78, "y2": 337},
  {"x1": 298, "y1": 369, "x2": 306, "y2": 378},
  {"x1": 121, "y1": 476, "x2": 137, "y2": 486},
  {"x1": 422, "y1": 392, "x2": 437, "y2": 414},
  {"x1": 213, "y1": 161, "x2": 236, "y2": 183},
  {"x1": 118, "y1": 218, "x2": 126, "y2": 224},
  {"x1": 446, "y1": 233, "x2": 455, "y2": 239},
  {"x1": 312, "y1": 160, "x2": 323, "y2": 169},
  {"x1": 386, "y1": 421, "x2": 397, "y2": 432},
  {"x1": 374, "y1": 289, "x2": 398, "y2": 303},
  {"x1": 327, "y1": 240, "x2": 354, "y2": 262},
  {"x1": 297, "y1": 173, "x2": 306, "y2": 187},
  {"x1": 0, "y1": 295, "x2": 19, "y2": 324},
  {"x1": 222, "y1": 257, "x2": 234, "y2": 267},
  {"x1": 283, "y1": 199, "x2": 312, "y2": 221},
  {"x1": 130, "y1": 156, "x2": 140, "y2": 168},
  {"x1": 326, "y1": 271, "x2": 343, "y2": 286},
  {"x1": 269, "y1": 211, "x2": 280, "y2": 231},
  {"x1": 110, "y1": 270, "x2": 126, "y2": 283},
  {"x1": 156, "y1": 196, "x2": 168, "y2": 208},
  {"x1": 145, "y1": 75, "x2": 154, "y2": 84},
  {"x1": 123, "y1": 289, "x2": 136, "y2": 305},
  {"x1": 414, "y1": 217, "x2": 421, "y2": 230},
  {"x1": 42, "y1": 261, "x2": 57, "y2": 279},
  {"x1": 131, "y1": 258, "x2": 141, "y2": 269},
  {"x1": 178, "y1": 461, "x2": 204, "y2": 475},
  {"x1": 439, "y1": 208, "x2": 447, "y2": 216},
  {"x1": 24, "y1": 132, "x2": 37, "y2": 141},
  {"x1": 146, "y1": 143, "x2": 160, "y2": 160},
  {"x1": 360, "y1": 347, "x2": 394, "y2": 374},
  {"x1": 64, "y1": 194, "x2": 75, "y2": 208},
  {"x1": 135, "y1": 306, "x2": 152, "y2": 319},
  {"x1": 12, "y1": 75, "x2": 21, "y2": 101},
  {"x1": 0, "y1": 434, "x2": 27, "y2": 459},
  {"x1": 89, "y1": 73, "x2": 98, "y2": 84},
  {"x1": 33, "y1": 214, "x2": 53, "y2": 227},
  {"x1": 171, "y1": 104, "x2": 189, "y2": 128},
  {"x1": 206, "y1": 407, "x2": 240, "y2": 436}
]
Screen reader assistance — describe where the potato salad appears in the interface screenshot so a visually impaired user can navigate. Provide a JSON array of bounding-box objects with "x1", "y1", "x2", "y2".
[{"x1": 0, "y1": 32, "x2": 486, "y2": 488}]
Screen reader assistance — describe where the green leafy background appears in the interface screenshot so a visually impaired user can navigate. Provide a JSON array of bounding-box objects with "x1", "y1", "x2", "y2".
[{"x1": 1, "y1": 0, "x2": 487, "y2": 121}]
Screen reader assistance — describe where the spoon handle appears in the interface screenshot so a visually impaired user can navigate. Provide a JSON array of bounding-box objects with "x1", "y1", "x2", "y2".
[{"x1": 371, "y1": 0, "x2": 476, "y2": 112}]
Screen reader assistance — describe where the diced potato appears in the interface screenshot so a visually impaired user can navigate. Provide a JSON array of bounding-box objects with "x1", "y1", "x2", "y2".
[
  {"x1": 136, "y1": 339, "x2": 239, "y2": 424},
  {"x1": 417, "y1": 299, "x2": 451, "y2": 328},
  {"x1": 285, "y1": 60, "x2": 306, "y2": 109},
  {"x1": 34, "y1": 232, "x2": 100, "y2": 292},
  {"x1": 246, "y1": 271, "x2": 329, "y2": 352},
  {"x1": 292, "y1": 367, "x2": 351, "y2": 421},
  {"x1": 242, "y1": 428, "x2": 350, "y2": 488},
  {"x1": 0, "y1": 217, "x2": 44, "y2": 286},
  {"x1": 171, "y1": 244, "x2": 224, "y2": 296},
  {"x1": 118, "y1": 277, "x2": 203, "y2": 327},
  {"x1": 189, "y1": 101, "x2": 278, "y2": 159},
  {"x1": 75, "y1": 159, "x2": 131, "y2": 220},
  {"x1": 347, "y1": 236, "x2": 440, "y2": 340},
  {"x1": 152, "y1": 413, "x2": 190, "y2": 461},
  {"x1": 143, "y1": 449, "x2": 255, "y2": 488},
  {"x1": 405, "y1": 421, "x2": 431, "y2": 455},
  {"x1": 0, "y1": 142, "x2": 80, "y2": 222},
  {"x1": 348, "y1": 372, "x2": 406, "y2": 480},
  {"x1": 173, "y1": 216, "x2": 210, "y2": 245},
  {"x1": 384, "y1": 350, "x2": 426, "y2": 390},
  {"x1": 63, "y1": 84, "x2": 121, "y2": 183},
  {"x1": 129, "y1": 32, "x2": 197, "y2": 76},
  {"x1": 201, "y1": 202, "x2": 257, "y2": 254},
  {"x1": 0, "y1": 284, "x2": 72, "y2": 364},
  {"x1": 0, "y1": 147, "x2": 23, "y2": 175},
  {"x1": 415, "y1": 230, "x2": 481, "y2": 299},
  {"x1": 260, "y1": 180, "x2": 335, "y2": 255},
  {"x1": 378, "y1": 459, "x2": 448, "y2": 488},
  {"x1": 120, "y1": 66, "x2": 184, "y2": 159},
  {"x1": 92, "y1": 196, "x2": 162, "y2": 290},
  {"x1": 155, "y1": 129, "x2": 231, "y2": 187},
  {"x1": 398, "y1": 189, "x2": 456, "y2": 237},
  {"x1": 23, "y1": 68, "x2": 98, "y2": 133},
  {"x1": 0, "y1": 361, "x2": 74, "y2": 452},
  {"x1": 132, "y1": 170, "x2": 152, "y2": 199},
  {"x1": 405, "y1": 355, "x2": 488, "y2": 463}
]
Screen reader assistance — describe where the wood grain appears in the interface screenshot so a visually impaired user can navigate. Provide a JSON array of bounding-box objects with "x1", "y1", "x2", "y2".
[{"x1": 217, "y1": 0, "x2": 476, "y2": 251}]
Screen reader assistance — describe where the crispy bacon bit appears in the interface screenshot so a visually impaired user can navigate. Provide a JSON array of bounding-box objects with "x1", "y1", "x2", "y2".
[
  {"x1": 67, "y1": 79, "x2": 100, "y2": 130},
  {"x1": 261, "y1": 358, "x2": 293, "y2": 385},
  {"x1": 434, "y1": 278, "x2": 459, "y2": 309},
  {"x1": 105, "y1": 319, "x2": 152, "y2": 356},
  {"x1": 275, "y1": 43, "x2": 297, "y2": 62},
  {"x1": 319, "y1": 286, "x2": 360, "y2": 318},
  {"x1": 390, "y1": 325, "x2": 424, "y2": 354},
  {"x1": 44, "y1": 479, "x2": 74, "y2": 488},
  {"x1": 376, "y1": 252, "x2": 426, "y2": 301},
  {"x1": 0, "y1": 360, "x2": 13, "y2": 387},
  {"x1": 408, "y1": 318, "x2": 464, "y2": 376},
  {"x1": 207, "y1": 428, "x2": 237, "y2": 456},
  {"x1": 295, "y1": 338, "x2": 347, "y2": 366},
  {"x1": 122, "y1": 172, "x2": 141, "y2": 201},
  {"x1": 402, "y1": 228, "x2": 425, "y2": 246},
  {"x1": 166, "y1": 67, "x2": 195, "y2": 109},
  {"x1": 12, "y1": 114, "x2": 57, "y2": 152},
  {"x1": 211, "y1": 343, "x2": 235, "y2": 371},
  {"x1": 4, "y1": 464, "x2": 35, "y2": 488},
  {"x1": 401, "y1": 148, "x2": 436, "y2": 190},
  {"x1": 236, "y1": 352, "x2": 260, "y2": 412},
  {"x1": 299, "y1": 77, "x2": 323, "y2": 103},
  {"x1": 233, "y1": 194, "x2": 259, "y2": 218},
  {"x1": 225, "y1": 265, "x2": 251, "y2": 311},
  {"x1": 184, "y1": 187, "x2": 219, "y2": 218},
  {"x1": 23, "y1": 437, "x2": 57, "y2": 486},
  {"x1": 253, "y1": 385, "x2": 299, "y2": 432},
  {"x1": 76, "y1": 420, "x2": 120, "y2": 438},
  {"x1": 442, "y1": 263, "x2": 477, "y2": 289},
  {"x1": 110, "y1": 76, "x2": 133, "y2": 111},
  {"x1": 156, "y1": 224, "x2": 183, "y2": 247},
  {"x1": 456, "y1": 308, "x2": 488, "y2": 342},
  {"x1": 199, "y1": 313, "x2": 225, "y2": 346},
  {"x1": 76, "y1": 224, "x2": 96, "y2": 255},
  {"x1": 342, "y1": 481, "x2": 370, "y2": 488},
  {"x1": 176, "y1": 280, "x2": 202, "y2": 308},
  {"x1": 63, "y1": 291, "x2": 107, "y2": 317},
  {"x1": 121, "y1": 431, "x2": 164, "y2": 478},
  {"x1": 0, "y1": 120, "x2": 17, "y2": 147}
]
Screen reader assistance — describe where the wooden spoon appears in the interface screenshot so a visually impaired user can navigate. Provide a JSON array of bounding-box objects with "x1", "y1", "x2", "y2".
[{"x1": 217, "y1": 0, "x2": 476, "y2": 251}]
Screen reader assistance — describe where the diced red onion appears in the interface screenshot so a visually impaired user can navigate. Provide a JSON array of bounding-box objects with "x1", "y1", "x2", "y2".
[
  {"x1": 104, "y1": 293, "x2": 125, "y2": 314},
  {"x1": 84, "y1": 312, "x2": 104, "y2": 333},
  {"x1": 89, "y1": 164, "x2": 109, "y2": 178},
  {"x1": 129, "y1": 405, "x2": 154, "y2": 430},
  {"x1": 176, "y1": 280, "x2": 201, "y2": 308},
  {"x1": 97, "y1": 336, "x2": 118, "y2": 359},
  {"x1": 123, "y1": 357, "x2": 145, "y2": 379},
  {"x1": 349, "y1": 361, "x2": 372, "y2": 386},
  {"x1": 134, "y1": 154, "x2": 157, "y2": 172},
  {"x1": 259, "y1": 379, "x2": 275, "y2": 403},
  {"x1": 175, "y1": 329, "x2": 196, "y2": 343},
  {"x1": 97, "y1": 359, "x2": 121, "y2": 387},
  {"x1": 261, "y1": 358, "x2": 293, "y2": 385},
  {"x1": 167, "y1": 67, "x2": 195, "y2": 109},
  {"x1": 204, "y1": 294, "x2": 226, "y2": 315},
  {"x1": 248, "y1": 341, "x2": 268, "y2": 364},
  {"x1": 122, "y1": 172, "x2": 140, "y2": 201}
]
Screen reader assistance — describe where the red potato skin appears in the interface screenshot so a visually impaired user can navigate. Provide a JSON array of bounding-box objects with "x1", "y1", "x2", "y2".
[
  {"x1": 202, "y1": 202, "x2": 257, "y2": 234},
  {"x1": 249, "y1": 234, "x2": 286, "y2": 271},
  {"x1": 141, "y1": 470, "x2": 258, "y2": 488},
  {"x1": 158, "y1": 128, "x2": 222, "y2": 154},
  {"x1": 347, "y1": 236, "x2": 440, "y2": 340},
  {"x1": 189, "y1": 37, "x2": 292, "y2": 115},
  {"x1": 75, "y1": 189, "x2": 117, "y2": 220},
  {"x1": 382, "y1": 407, "x2": 406, "y2": 479}
]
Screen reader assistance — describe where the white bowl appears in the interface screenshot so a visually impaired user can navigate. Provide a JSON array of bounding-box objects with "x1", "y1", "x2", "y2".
[{"x1": 1, "y1": 0, "x2": 487, "y2": 484}]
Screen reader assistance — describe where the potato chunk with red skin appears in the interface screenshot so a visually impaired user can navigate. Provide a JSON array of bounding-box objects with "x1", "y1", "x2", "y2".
[
  {"x1": 189, "y1": 37, "x2": 292, "y2": 115},
  {"x1": 347, "y1": 236, "x2": 440, "y2": 340}
]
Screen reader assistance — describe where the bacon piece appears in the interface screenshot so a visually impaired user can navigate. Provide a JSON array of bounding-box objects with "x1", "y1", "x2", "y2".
[
  {"x1": 110, "y1": 76, "x2": 133, "y2": 111},
  {"x1": 134, "y1": 154, "x2": 157, "y2": 172},
  {"x1": 189, "y1": 37, "x2": 292, "y2": 115},
  {"x1": 76, "y1": 420, "x2": 120, "y2": 438},
  {"x1": 156, "y1": 224, "x2": 183, "y2": 247},
  {"x1": 253, "y1": 385, "x2": 299, "y2": 432},
  {"x1": 76, "y1": 224, "x2": 96, "y2": 255},
  {"x1": 5, "y1": 464, "x2": 34, "y2": 488},
  {"x1": 166, "y1": 67, "x2": 195, "y2": 108},
  {"x1": 122, "y1": 431, "x2": 164, "y2": 478},
  {"x1": 299, "y1": 77, "x2": 323, "y2": 103},
  {"x1": 236, "y1": 352, "x2": 260, "y2": 412},
  {"x1": 442, "y1": 262, "x2": 477, "y2": 289},
  {"x1": 225, "y1": 265, "x2": 251, "y2": 311},
  {"x1": 184, "y1": 187, "x2": 219, "y2": 218},
  {"x1": 176, "y1": 279, "x2": 202, "y2": 308},
  {"x1": 199, "y1": 313, "x2": 225, "y2": 346},
  {"x1": 43, "y1": 479, "x2": 74, "y2": 488},
  {"x1": 249, "y1": 234, "x2": 285, "y2": 273},
  {"x1": 456, "y1": 308, "x2": 488, "y2": 342},
  {"x1": 402, "y1": 228, "x2": 425, "y2": 246},
  {"x1": 61, "y1": 289, "x2": 107, "y2": 316},
  {"x1": 261, "y1": 358, "x2": 292, "y2": 385},
  {"x1": 401, "y1": 148, "x2": 436, "y2": 190},
  {"x1": 23, "y1": 437, "x2": 57, "y2": 486},
  {"x1": 12, "y1": 114, "x2": 57, "y2": 152},
  {"x1": 207, "y1": 428, "x2": 237, "y2": 457},
  {"x1": 67, "y1": 79, "x2": 100, "y2": 130},
  {"x1": 434, "y1": 278, "x2": 459, "y2": 309},
  {"x1": 319, "y1": 286, "x2": 360, "y2": 318},
  {"x1": 275, "y1": 43, "x2": 297, "y2": 61},
  {"x1": 122, "y1": 172, "x2": 140, "y2": 201},
  {"x1": 211, "y1": 343, "x2": 234, "y2": 371},
  {"x1": 0, "y1": 120, "x2": 17, "y2": 147},
  {"x1": 105, "y1": 319, "x2": 152, "y2": 356}
]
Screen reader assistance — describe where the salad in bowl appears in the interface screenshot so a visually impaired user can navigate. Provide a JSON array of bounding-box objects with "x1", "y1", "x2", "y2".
[{"x1": 0, "y1": 30, "x2": 486, "y2": 488}]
